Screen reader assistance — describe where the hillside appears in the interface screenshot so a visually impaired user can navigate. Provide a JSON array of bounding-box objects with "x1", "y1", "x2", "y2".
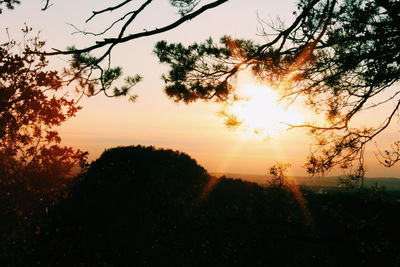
[{"x1": 212, "y1": 173, "x2": 400, "y2": 190}]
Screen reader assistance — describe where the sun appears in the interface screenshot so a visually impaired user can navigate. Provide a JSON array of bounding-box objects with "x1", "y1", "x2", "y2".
[{"x1": 220, "y1": 84, "x2": 303, "y2": 138}]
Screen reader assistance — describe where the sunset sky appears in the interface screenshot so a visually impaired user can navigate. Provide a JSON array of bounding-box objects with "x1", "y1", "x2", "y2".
[{"x1": 3, "y1": 0, "x2": 399, "y2": 178}]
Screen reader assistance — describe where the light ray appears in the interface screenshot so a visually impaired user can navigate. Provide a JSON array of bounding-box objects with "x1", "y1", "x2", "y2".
[{"x1": 221, "y1": 84, "x2": 304, "y2": 139}]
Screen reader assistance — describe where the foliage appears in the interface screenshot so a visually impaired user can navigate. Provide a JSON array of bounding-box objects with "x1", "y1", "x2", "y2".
[
  {"x1": 0, "y1": 28, "x2": 87, "y2": 182},
  {"x1": 66, "y1": 46, "x2": 142, "y2": 101},
  {"x1": 170, "y1": 0, "x2": 200, "y2": 16},
  {"x1": 154, "y1": 0, "x2": 400, "y2": 175},
  {"x1": 338, "y1": 163, "x2": 366, "y2": 189},
  {"x1": 0, "y1": 28, "x2": 87, "y2": 263},
  {"x1": 154, "y1": 37, "x2": 258, "y2": 103},
  {"x1": 0, "y1": 0, "x2": 20, "y2": 13},
  {"x1": 0, "y1": 0, "x2": 51, "y2": 12},
  {"x1": 42, "y1": 0, "x2": 228, "y2": 98},
  {"x1": 268, "y1": 162, "x2": 291, "y2": 187}
]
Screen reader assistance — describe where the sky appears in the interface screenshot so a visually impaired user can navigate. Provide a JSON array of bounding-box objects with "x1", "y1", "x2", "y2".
[{"x1": 2, "y1": 0, "x2": 399, "y2": 178}]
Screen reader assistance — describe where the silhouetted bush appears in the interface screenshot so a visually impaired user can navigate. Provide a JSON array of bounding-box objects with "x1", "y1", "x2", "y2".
[{"x1": 37, "y1": 145, "x2": 210, "y2": 266}]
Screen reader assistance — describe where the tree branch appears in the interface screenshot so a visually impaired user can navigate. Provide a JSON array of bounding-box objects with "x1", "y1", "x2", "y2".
[
  {"x1": 45, "y1": 0, "x2": 228, "y2": 57},
  {"x1": 86, "y1": 0, "x2": 133, "y2": 23}
]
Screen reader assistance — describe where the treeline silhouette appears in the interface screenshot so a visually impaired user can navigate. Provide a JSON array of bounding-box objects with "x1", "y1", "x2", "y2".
[{"x1": 3, "y1": 145, "x2": 400, "y2": 266}]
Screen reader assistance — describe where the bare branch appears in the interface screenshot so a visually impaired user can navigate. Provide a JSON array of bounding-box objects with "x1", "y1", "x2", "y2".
[
  {"x1": 45, "y1": 0, "x2": 228, "y2": 57},
  {"x1": 41, "y1": 0, "x2": 51, "y2": 10},
  {"x1": 86, "y1": 0, "x2": 133, "y2": 23}
]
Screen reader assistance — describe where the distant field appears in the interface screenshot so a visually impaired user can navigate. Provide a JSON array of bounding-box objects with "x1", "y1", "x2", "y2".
[{"x1": 211, "y1": 172, "x2": 400, "y2": 191}]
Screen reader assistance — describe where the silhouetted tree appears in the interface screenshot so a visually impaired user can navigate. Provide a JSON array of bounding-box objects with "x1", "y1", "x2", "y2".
[
  {"x1": 154, "y1": 0, "x2": 400, "y2": 178},
  {"x1": 0, "y1": 28, "x2": 87, "y2": 263},
  {"x1": 268, "y1": 162, "x2": 291, "y2": 187}
]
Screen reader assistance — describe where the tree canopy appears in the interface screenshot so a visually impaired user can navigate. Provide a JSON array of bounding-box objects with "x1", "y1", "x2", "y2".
[
  {"x1": 154, "y1": 0, "x2": 400, "y2": 177},
  {"x1": 0, "y1": 28, "x2": 87, "y2": 222}
]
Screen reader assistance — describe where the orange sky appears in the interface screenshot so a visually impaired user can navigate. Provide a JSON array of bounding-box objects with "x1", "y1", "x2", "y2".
[{"x1": 2, "y1": 0, "x2": 399, "y2": 177}]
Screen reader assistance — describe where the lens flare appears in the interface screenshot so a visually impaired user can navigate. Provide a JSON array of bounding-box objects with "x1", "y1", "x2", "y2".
[{"x1": 221, "y1": 84, "x2": 303, "y2": 138}]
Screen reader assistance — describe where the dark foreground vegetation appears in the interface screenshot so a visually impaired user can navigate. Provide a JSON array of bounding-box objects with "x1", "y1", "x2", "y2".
[{"x1": 2, "y1": 145, "x2": 400, "y2": 266}]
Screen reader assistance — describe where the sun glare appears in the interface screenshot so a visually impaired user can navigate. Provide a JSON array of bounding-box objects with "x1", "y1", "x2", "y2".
[{"x1": 222, "y1": 84, "x2": 303, "y2": 138}]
